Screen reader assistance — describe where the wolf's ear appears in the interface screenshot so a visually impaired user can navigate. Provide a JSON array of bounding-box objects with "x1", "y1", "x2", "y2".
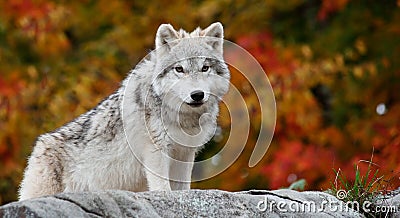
[
  {"x1": 155, "y1": 24, "x2": 180, "y2": 50},
  {"x1": 203, "y1": 22, "x2": 224, "y2": 53}
]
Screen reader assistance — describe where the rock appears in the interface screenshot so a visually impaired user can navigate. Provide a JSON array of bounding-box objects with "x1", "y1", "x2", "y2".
[
  {"x1": 386, "y1": 194, "x2": 400, "y2": 217},
  {"x1": 1, "y1": 189, "x2": 392, "y2": 217},
  {"x1": 373, "y1": 188, "x2": 400, "y2": 217}
]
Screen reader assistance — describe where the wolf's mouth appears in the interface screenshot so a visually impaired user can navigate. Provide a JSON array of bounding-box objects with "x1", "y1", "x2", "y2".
[{"x1": 186, "y1": 102, "x2": 204, "y2": 107}]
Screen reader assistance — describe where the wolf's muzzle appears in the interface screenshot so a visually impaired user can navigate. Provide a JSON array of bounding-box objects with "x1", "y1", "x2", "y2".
[
  {"x1": 190, "y1": 90, "x2": 204, "y2": 101},
  {"x1": 187, "y1": 90, "x2": 205, "y2": 107}
]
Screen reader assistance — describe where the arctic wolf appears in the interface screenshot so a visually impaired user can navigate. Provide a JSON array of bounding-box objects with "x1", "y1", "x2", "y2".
[{"x1": 19, "y1": 22, "x2": 230, "y2": 200}]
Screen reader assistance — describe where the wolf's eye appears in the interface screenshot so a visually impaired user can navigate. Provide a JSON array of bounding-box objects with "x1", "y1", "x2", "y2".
[
  {"x1": 174, "y1": 66, "x2": 184, "y2": 73},
  {"x1": 201, "y1": 66, "x2": 210, "y2": 72}
]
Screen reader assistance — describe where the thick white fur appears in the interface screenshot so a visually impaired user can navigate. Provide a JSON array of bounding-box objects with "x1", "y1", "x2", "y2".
[{"x1": 19, "y1": 22, "x2": 230, "y2": 200}]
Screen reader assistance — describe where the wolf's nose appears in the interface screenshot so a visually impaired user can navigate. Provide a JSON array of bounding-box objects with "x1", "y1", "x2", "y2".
[{"x1": 190, "y1": 90, "x2": 204, "y2": 102}]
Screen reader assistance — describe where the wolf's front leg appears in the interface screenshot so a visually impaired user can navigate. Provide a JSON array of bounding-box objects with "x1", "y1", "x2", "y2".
[
  {"x1": 169, "y1": 149, "x2": 195, "y2": 190},
  {"x1": 143, "y1": 147, "x2": 171, "y2": 191}
]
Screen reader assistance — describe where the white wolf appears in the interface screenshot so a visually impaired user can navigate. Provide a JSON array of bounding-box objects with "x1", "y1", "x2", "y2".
[{"x1": 19, "y1": 22, "x2": 230, "y2": 200}]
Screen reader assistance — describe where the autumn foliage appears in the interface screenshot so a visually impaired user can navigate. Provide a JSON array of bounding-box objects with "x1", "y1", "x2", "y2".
[{"x1": 0, "y1": 0, "x2": 399, "y2": 204}]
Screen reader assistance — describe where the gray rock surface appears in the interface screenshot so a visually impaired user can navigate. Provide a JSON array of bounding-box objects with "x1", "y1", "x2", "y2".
[
  {"x1": 374, "y1": 188, "x2": 400, "y2": 218},
  {"x1": 386, "y1": 194, "x2": 400, "y2": 217},
  {"x1": 0, "y1": 189, "x2": 396, "y2": 217}
]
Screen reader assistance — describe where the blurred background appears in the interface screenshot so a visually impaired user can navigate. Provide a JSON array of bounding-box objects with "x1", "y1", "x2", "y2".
[{"x1": 0, "y1": 0, "x2": 399, "y2": 204}]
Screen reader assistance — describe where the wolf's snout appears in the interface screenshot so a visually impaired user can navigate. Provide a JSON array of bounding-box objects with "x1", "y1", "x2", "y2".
[{"x1": 190, "y1": 90, "x2": 204, "y2": 102}]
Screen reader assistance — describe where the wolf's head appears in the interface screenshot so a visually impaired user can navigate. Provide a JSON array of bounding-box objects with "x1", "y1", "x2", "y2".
[{"x1": 151, "y1": 22, "x2": 230, "y2": 114}]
